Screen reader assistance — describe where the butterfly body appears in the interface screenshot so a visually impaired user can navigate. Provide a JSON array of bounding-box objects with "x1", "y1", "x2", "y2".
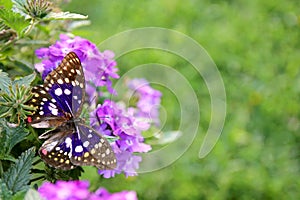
[{"x1": 27, "y1": 52, "x2": 116, "y2": 170}]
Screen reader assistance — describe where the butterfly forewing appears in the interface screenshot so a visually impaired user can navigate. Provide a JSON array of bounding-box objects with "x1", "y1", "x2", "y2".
[
  {"x1": 70, "y1": 123, "x2": 116, "y2": 170},
  {"x1": 26, "y1": 85, "x2": 65, "y2": 128},
  {"x1": 44, "y1": 52, "x2": 85, "y2": 118},
  {"x1": 27, "y1": 52, "x2": 85, "y2": 126}
]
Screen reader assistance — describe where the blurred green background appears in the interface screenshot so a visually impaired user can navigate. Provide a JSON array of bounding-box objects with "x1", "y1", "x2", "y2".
[{"x1": 65, "y1": 0, "x2": 300, "y2": 199}]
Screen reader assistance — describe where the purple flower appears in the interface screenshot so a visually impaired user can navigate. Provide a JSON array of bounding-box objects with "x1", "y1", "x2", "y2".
[
  {"x1": 35, "y1": 34, "x2": 119, "y2": 94},
  {"x1": 38, "y1": 180, "x2": 90, "y2": 200},
  {"x1": 90, "y1": 100, "x2": 151, "y2": 178},
  {"x1": 90, "y1": 188, "x2": 138, "y2": 200},
  {"x1": 38, "y1": 180, "x2": 138, "y2": 200},
  {"x1": 127, "y1": 78, "x2": 162, "y2": 126}
]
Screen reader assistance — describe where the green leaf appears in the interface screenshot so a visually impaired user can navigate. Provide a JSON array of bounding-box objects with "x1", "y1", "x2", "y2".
[
  {"x1": 0, "y1": 119, "x2": 29, "y2": 156},
  {"x1": 24, "y1": 188, "x2": 43, "y2": 200},
  {"x1": 0, "y1": 179, "x2": 13, "y2": 200},
  {"x1": 12, "y1": 190, "x2": 26, "y2": 200},
  {"x1": 3, "y1": 147, "x2": 35, "y2": 194},
  {"x1": 43, "y1": 11, "x2": 88, "y2": 20},
  {"x1": 0, "y1": 0, "x2": 13, "y2": 10},
  {"x1": 105, "y1": 135, "x2": 119, "y2": 143},
  {"x1": 12, "y1": 73, "x2": 36, "y2": 88},
  {"x1": 0, "y1": 8, "x2": 30, "y2": 36},
  {"x1": 0, "y1": 70, "x2": 12, "y2": 93},
  {"x1": 0, "y1": 154, "x2": 17, "y2": 162}
]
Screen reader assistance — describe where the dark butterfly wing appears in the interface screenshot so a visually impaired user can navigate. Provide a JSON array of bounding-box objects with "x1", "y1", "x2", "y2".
[
  {"x1": 27, "y1": 52, "x2": 85, "y2": 127},
  {"x1": 70, "y1": 123, "x2": 116, "y2": 170},
  {"x1": 39, "y1": 130, "x2": 77, "y2": 170},
  {"x1": 44, "y1": 52, "x2": 85, "y2": 118},
  {"x1": 26, "y1": 85, "x2": 66, "y2": 128},
  {"x1": 39, "y1": 124, "x2": 116, "y2": 170},
  {"x1": 31, "y1": 52, "x2": 116, "y2": 170}
]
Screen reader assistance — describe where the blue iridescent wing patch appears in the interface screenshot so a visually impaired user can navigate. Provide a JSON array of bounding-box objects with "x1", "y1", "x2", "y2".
[
  {"x1": 44, "y1": 52, "x2": 85, "y2": 118},
  {"x1": 70, "y1": 123, "x2": 116, "y2": 170},
  {"x1": 27, "y1": 52, "x2": 116, "y2": 170},
  {"x1": 27, "y1": 52, "x2": 84, "y2": 127},
  {"x1": 39, "y1": 124, "x2": 116, "y2": 170}
]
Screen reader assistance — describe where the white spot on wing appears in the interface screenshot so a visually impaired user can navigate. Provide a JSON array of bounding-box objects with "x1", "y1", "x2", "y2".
[
  {"x1": 57, "y1": 79, "x2": 63, "y2": 84},
  {"x1": 65, "y1": 137, "x2": 72, "y2": 148},
  {"x1": 83, "y1": 141, "x2": 89, "y2": 148},
  {"x1": 54, "y1": 88, "x2": 62, "y2": 96},
  {"x1": 64, "y1": 89, "x2": 71, "y2": 95},
  {"x1": 75, "y1": 145, "x2": 83, "y2": 153},
  {"x1": 65, "y1": 78, "x2": 70, "y2": 83},
  {"x1": 106, "y1": 149, "x2": 110, "y2": 155},
  {"x1": 51, "y1": 108, "x2": 58, "y2": 115},
  {"x1": 76, "y1": 69, "x2": 81, "y2": 75},
  {"x1": 49, "y1": 103, "x2": 56, "y2": 108}
]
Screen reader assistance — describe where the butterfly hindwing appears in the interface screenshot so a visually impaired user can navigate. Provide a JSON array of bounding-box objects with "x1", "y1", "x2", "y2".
[
  {"x1": 39, "y1": 130, "x2": 77, "y2": 170},
  {"x1": 39, "y1": 124, "x2": 116, "y2": 170},
  {"x1": 70, "y1": 123, "x2": 116, "y2": 170}
]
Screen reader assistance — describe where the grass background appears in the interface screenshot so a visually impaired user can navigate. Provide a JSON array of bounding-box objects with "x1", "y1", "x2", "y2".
[{"x1": 64, "y1": 0, "x2": 300, "y2": 199}]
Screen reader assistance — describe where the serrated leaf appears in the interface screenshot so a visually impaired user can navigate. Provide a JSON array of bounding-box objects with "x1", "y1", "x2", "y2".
[
  {"x1": 12, "y1": 73, "x2": 36, "y2": 88},
  {"x1": 0, "y1": 119, "x2": 29, "y2": 156},
  {"x1": 0, "y1": 70, "x2": 12, "y2": 93},
  {"x1": 3, "y1": 147, "x2": 35, "y2": 194},
  {"x1": 43, "y1": 11, "x2": 88, "y2": 20},
  {"x1": 0, "y1": 8, "x2": 29, "y2": 36},
  {"x1": 24, "y1": 188, "x2": 43, "y2": 200},
  {"x1": 0, "y1": 179, "x2": 13, "y2": 200},
  {"x1": 0, "y1": 154, "x2": 17, "y2": 162}
]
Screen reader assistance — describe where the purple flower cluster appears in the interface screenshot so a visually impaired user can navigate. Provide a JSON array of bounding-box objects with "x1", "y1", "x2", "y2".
[
  {"x1": 127, "y1": 78, "x2": 162, "y2": 126},
  {"x1": 35, "y1": 34, "x2": 119, "y2": 94},
  {"x1": 38, "y1": 180, "x2": 138, "y2": 200},
  {"x1": 35, "y1": 35, "x2": 162, "y2": 178},
  {"x1": 90, "y1": 99, "x2": 152, "y2": 178},
  {"x1": 88, "y1": 78, "x2": 162, "y2": 178}
]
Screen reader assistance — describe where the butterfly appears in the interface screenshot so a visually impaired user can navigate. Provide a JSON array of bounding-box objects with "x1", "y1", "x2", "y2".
[{"x1": 26, "y1": 52, "x2": 116, "y2": 170}]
